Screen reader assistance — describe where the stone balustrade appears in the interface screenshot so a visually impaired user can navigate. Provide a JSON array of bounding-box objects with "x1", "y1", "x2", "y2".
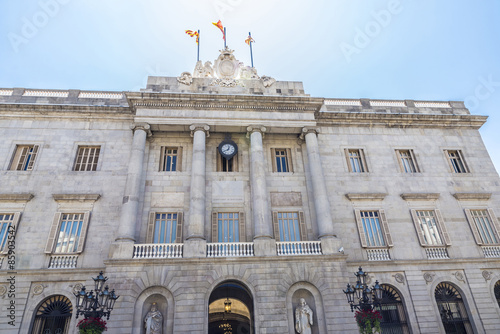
[
  {"x1": 276, "y1": 241, "x2": 322, "y2": 256},
  {"x1": 133, "y1": 243, "x2": 183, "y2": 259},
  {"x1": 206, "y1": 242, "x2": 254, "y2": 257},
  {"x1": 482, "y1": 246, "x2": 500, "y2": 258},
  {"x1": 48, "y1": 255, "x2": 78, "y2": 269},
  {"x1": 425, "y1": 247, "x2": 450, "y2": 259},
  {"x1": 366, "y1": 248, "x2": 391, "y2": 261}
]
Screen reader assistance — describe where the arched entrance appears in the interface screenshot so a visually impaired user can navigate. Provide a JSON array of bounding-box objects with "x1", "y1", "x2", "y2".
[
  {"x1": 494, "y1": 280, "x2": 500, "y2": 308},
  {"x1": 208, "y1": 281, "x2": 254, "y2": 334},
  {"x1": 31, "y1": 295, "x2": 72, "y2": 334},
  {"x1": 434, "y1": 282, "x2": 473, "y2": 334},
  {"x1": 378, "y1": 284, "x2": 410, "y2": 334}
]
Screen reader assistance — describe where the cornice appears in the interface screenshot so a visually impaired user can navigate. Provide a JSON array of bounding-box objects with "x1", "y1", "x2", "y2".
[
  {"x1": 0, "y1": 103, "x2": 130, "y2": 114},
  {"x1": 401, "y1": 193, "x2": 440, "y2": 201},
  {"x1": 53, "y1": 194, "x2": 101, "y2": 202},
  {"x1": 345, "y1": 193, "x2": 387, "y2": 201},
  {"x1": 0, "y1": 193, "x2": 34, "y2": 202},
  {"x1": 453, "y1": 193, "x2": 492, "y2": 201}
]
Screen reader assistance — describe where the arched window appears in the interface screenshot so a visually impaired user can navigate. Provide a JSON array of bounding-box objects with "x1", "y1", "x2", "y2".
[
  {"x1": 494, "y1": 280, "x2": 500, "y2": 308},
  {"x1": 435, "y1": 282, "x2": 473, "y2": 334},
  {"x1": 31, "y1": 295, "x2": 72, "y2": 334},
  {"x1": 377, "y1": 285, "x2": 410, "y2": 334}
]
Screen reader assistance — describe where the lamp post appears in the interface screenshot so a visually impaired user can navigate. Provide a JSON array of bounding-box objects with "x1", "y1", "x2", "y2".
[
  {"x1": 343, "y1": 267, "x2": 383, "y2": 312},
  {"x1": 74, "y1": 271, "x2": 119, "y2": 320}
]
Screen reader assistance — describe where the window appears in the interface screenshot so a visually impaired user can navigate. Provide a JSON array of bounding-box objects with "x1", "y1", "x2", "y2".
[
  {"x1": 159, "y1": 146, "x2": 182, "y2": 171},
  {"x1": 345, "y1": 149, "x2": 368, "y2": 173},
  {"x1": 272, "y1": 211, "x2": 306, "y2": 241},
  {"x1": 377, "y1": 285, "x2": 410, "y2": 334},
  {"x1": 445, "y1": 150, "x2": 469, "y2": 173},
  {"x1": 464, "y1": 209, "x2": 500, "y2": 245},
  {"x1": 494, "y1": 280, "x2": 500, "y2": 308},
  {"x1": 216, "y1": 151, "x2": 238, "y2": 172},
  {"x1": 272, "y1": 148, "x2": 292, "y2": 172},
  {"x1": 146, "y1": 212, "x2": 183, "y2": 243},
  {"x1": 9, "y1": 145, "x2": 39, "y2": 171},
  {"x1": 73, "y1": 146, "x2": 100, "y2": 171},
  {"x1": 211, "y1": 212, "x2": 245, "y2": 242},
  {"x1": 435, "y1": 282, "x2": 473, "y2": 334},
  {"x1": 31, "y1": 295, "x2": 72, "y2": 334},
  {"x1": 354, "y1": 210, "x2": 392, "y2": 248},
  {"x1": 396, "y1": 149, "x2": 419, "y2": 173},
  {"x1": 411, "y1": 209, "x2": 451, "y2": 246},
  {"x1": 0, "y1": 213, "x2": 20, "y2": 253},
  {"x1": 45, "y1": 212, "x2": 90, "y2": 254}
]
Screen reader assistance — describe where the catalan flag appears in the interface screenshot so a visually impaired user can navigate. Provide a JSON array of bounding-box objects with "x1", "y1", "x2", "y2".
[
  {"x1": 212, "y1": 20, "x2": 225, "y2": 40},
  {"x1": 185, "y1": 30, "x2": 199, "y2": 44},
  {"x1": 245, "y1": 35, "x2": 255, "y2": 45}
]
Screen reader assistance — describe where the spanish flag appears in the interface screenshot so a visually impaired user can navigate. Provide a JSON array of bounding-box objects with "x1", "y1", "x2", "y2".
[
  {"x1": 185, "y1": 30, "x2": 199, "y2": 44},
  {"x1": 212, "y1": 20, "x2": 225, "y2": 40}
]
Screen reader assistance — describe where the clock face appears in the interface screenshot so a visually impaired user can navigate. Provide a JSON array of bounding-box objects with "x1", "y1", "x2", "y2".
[{"x1": 221, "y1": 143, "x2": 235, "y2": 155}]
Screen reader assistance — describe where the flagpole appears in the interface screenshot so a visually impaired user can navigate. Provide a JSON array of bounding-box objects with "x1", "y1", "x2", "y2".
[
  {"x1": 224, "y1": 27, "x2": 227, "y2": 48},
  {"x1": 249, "y1": 32, "x2": 254, "y2": 68},
  {"x1": 197, "y1": 29, "x2": 200, "y2": 62}
]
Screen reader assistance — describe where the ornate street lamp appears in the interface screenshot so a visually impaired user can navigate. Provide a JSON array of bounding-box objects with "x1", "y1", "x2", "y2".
[
  {"x1": 74, "y1": 271, "x2": 119, "y2": 319},
  {"x1": 343, "y1": 266, "x2": 382, "y2": 312}
]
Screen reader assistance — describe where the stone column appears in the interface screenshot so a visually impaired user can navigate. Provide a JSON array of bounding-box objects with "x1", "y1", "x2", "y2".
[
  {"x1": 109, "y1": 123, "x2": 151, "y2": 259},
  {"x1": 301, "y1": 127, "x2": 341, "y2": 254},
  {"x1": 247, "y1": 125, "x2": 275, "y2": 256},
  {"x1": 184, "y1": 124, "x2": 210, "y2": 257}
]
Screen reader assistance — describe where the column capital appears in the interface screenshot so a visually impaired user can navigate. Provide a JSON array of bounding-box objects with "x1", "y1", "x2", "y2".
[
  {"x1": 189, "y1": 124, "x2": 210, "y2": 137},
  {"x1": 246, "y1": 125, "x2": 267, "y2": 138},
  {"x1": 298, "y1": 127, "x2": 320, "y2": 143},
  {"x1": 130, "y1": 122, "x2": 152, "y2": 137}
]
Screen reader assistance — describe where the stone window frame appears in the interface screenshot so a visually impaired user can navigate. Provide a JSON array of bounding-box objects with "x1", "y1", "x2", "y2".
[
  {"x1": 354, "y1": 209, "x2": 393, "y2": 248},
  {"x1": 211, "y1": 210, "x2": 246, "y2": 243},
  {"x1": 410, "y1": 209, "x2": 451, "y2": 247},
  {"x1": 216, "y1": 150, "x2": 239, "y2": 172},
  {"x1": 146, "y1": 211, "x2": 183, "y2": 244},
  {"x1": 464, "y1": 208, "x2": 500, "y2": 245},
  {"x1": 444, "y1": 149, "x2": 470, "y2": 174},
  {"x1": 271, "y1": 148, "x2": 293, "y2": 173},
  {"x1": 73, "y1": 145, "x2": 101, "y2": 171},
  {"x1": 272, "y1": 210, "x2": 306, "y2": 242},
  {"x1": 9, "y1": 144, "x2": 40, "y2": 171},
  {"x1": 395, "y1": 149, "x2": 420, "y2": 173},
  {"x1": 44, "y1": 211, "x2": 91, "y2": 254},
  {"x1": 0, "y1": 212, "x2": 21, "y2": 254},
  {"x1": 159, "y1": 146, "x2": 182, "y2": 172},
  {"x1": 344, "y1": 148, "x2": 369, "y2": 173}
]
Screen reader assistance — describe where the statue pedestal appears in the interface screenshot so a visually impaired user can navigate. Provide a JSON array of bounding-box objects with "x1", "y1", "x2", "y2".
[{"x1": 253, "y1": 238, "x2": 276, "y2": 256}]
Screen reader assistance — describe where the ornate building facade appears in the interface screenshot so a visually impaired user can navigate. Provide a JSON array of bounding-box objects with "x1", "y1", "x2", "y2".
[{"x1": 1, "y1": 49, "x2": 500, "y2": 333}]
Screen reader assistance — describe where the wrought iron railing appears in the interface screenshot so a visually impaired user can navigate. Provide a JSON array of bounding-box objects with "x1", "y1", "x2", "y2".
[
  {"x1": 133, "y1": 243, "x2": 183, "y2": 259},
  {"x1": 276, "y1": 241, "x2": 322, "y2": 256},
  {"x1": 206, "y1": 242, "x2": 254, "y2": 257}
]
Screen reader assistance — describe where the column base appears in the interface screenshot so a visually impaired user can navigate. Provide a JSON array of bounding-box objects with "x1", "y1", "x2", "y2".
[
  {"x1": 183, "y1": 238, "x2": 207, "y2": 258},
  {"x1": 253, "y1": 238, "x2": 277, "y2": 257},
  {"x1": 108, "y1": 241, "x2": 135, "y2": 259},
  {"x1": 320, "y1": 236, "x2": 343, "y2": 255}
]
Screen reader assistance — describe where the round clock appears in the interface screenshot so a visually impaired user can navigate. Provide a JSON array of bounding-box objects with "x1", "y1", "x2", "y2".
[{"x1": 218, "y1": 139, "x2": 238, "y2": 159}]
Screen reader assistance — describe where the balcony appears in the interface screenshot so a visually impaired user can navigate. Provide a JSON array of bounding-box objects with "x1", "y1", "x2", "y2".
[
  {"x1": 276, "y1": 241, "x2": 322, "y2": 256},
  {"x1": 207, "y1": 242, "x2": 254, "y2": 257},
  {"x1": 133, "y1": 243, "x2": 183, "y2": 259},
  {"x1": 48, "y1": 254, "x2": 78, "y2": 269},
  {"x1": 482, "y1": 246, "x2": 500, "y2": 258},
  {"x1": 366, "y1": 248, "x2": 391, "y2": 261},
  {"x1": 425, "y1": 247, "x2": 449, "y2": 259}
]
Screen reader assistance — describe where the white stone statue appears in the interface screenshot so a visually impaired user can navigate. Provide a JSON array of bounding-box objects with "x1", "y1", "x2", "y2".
[
  {"x1": 193, "y1": 60, "x2": 214, "y2": 78},
  {"x1": 295, "y1": 298, "x2": 313, "y2": 334},
  {"x1": 144, "y1": 302, "x2": 163, "y2": 334},
  {"x1": 177, "y1": 72, "x2": 193, "y2": 85}
]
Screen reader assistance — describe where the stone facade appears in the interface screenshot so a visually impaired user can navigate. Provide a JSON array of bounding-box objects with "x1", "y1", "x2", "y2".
[{"x1": 1, "y1": 53, "x2": 500, "y2": 333}]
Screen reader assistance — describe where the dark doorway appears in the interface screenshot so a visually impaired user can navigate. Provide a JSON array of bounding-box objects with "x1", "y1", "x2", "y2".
[{"x1": 31, "y1": 295, "x2": 72, "y2": 334}]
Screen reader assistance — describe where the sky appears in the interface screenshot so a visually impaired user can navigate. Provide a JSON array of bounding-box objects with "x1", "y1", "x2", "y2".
[{"x1": 1, "y1": 0, "x2": 499, "y2": 173}]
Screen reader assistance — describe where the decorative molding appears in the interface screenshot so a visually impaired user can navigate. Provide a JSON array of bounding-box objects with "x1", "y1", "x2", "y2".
[
  {"x1": 0, "y1": 284, "x2": 7, "y2": 296},
  {"x1": 453, "y1": 193, "x2": 491, "y2": 201},
  {"x1": 453, "y1": 271, "x2": 466, "y2": 283},
  {"x1": 345, "y1": 193, "x2": 387, "y2": 201},
  {"x1": 52, "y1": 194, "x2": 101, "y2": 202},
  {"x1": 0, "y1": 194, "x2": 34, "y2": 202},
  {"x1": 32, "y1": 284, "x2": 45, "y2": 297},
  {"x1": 246, "y1": 125, "x2": 267, "y2": 138},
  {"x1": 393, "y1": 273, "x2": 405, "y2": 285},
  {"x1": 482, "y1": 270, "x2": 493, "y2": 281},
  {"x1": 423, "y1": 272, "x2": 435, "y2": 284},
  {"x1": 298, "y1": 127, "x2": 320, "y2": 143},
  {"x1": 401, "y1": 193, "x2": 440, "y2": 201},
  {"x1": 72, "y1": 283, "x2": 84, "y2": 295},
  {"x1": 131, "y1": 122, "x2": 152, "y2": 137},
  {"x1": 189, "y1": 124, "x2": 210, "y2": 137}
]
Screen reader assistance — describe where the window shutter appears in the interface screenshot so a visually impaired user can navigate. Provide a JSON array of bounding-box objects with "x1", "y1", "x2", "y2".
[
  {"x1": 159, "y1": 147, "x2": 165, "y2": 171},
  {"x1": 379, "y1": 209, "x2": 393, "y2": 247},
  {"x1": 395, "y1": 150, "x2": 404, "y2": 172},
  {"x1": 360, "y1": 149, "x2": 368, "y2": 172},
  {"x1": 298, "y1": 211, "x2": 306, "y2": 241},
  {"x1": 45, "y1": 212, "x2": 62, "y2": 253},
  {"x1": 286, "y1": 148, "x2": 293, "y2": 172},
  {"x1": 344, "y1": 149, "x2": 352, "y2": 172},
  {"x1": 487, "y1": 208, "x2": 500, "y2": 244},
  {"x1": 271, "y1": 149, "x2": 277, "y2": 172},
  {"x1": 464, "y1": 209, "x2": 482, "y2": 245},
  {"x1": 272, "y1": 211, "x2": 280, "y2": 241},
  {"x1": 409, "y1": 149, "x2": 420, "y2": 172},
  {"x1": 216, "y1": 151, "x2": 222, "y2": 172},
  {"x1": 233, "y1": 152, "x2": 238, "y2": 172},
  {"x1": 146, "y1": 212, "x2": 156, "y2": 243},
  {"x1": 76, "y1": 211, "x2": 91, "y2": 253},
  {"x1": 354, "y1": 210, "x2": 368, "y2": 248},
  {"x1": 410, "y1": 209, "x2": 426, "y2": 246},
  {"x1": 26, "y1": 145, "x2": 39, "y2": 170},
  {"x1": 457, "y1": 150, "x2": 469, "y2": 173},
  {"x1": 239, "y1": 212, "x2": 246, "y2": 242},
  {"x1": 177, "y1": 147, "x2": 183, "y2": 172},
  {"x1": 175, "y1": 212, "x2": 183, "y2": 243},
  {"x1": 212, "y1": 212, "x2": 218, "y2": 242},
  {"x1": 434, "y1": 209, "x2": 451, "y2": 246}
]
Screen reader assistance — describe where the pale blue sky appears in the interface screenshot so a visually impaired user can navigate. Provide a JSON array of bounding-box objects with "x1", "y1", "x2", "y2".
[{"x1": 1, "y1": 0, "x2": 499, "y2": 172}]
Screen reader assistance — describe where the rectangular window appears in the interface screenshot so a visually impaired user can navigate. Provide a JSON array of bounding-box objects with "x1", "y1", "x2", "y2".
[
  {"x1": 217, "y1": 152, "x2": 238, "y2": 172},
  {"x1": 153, "y1": 213, "x2": 178, "y2": 243},
  {"x1": 211, "y1": 212, "x2": 246, "y2": 242},
  {"x1": 354, "y1": 209, "x2": 393, "y2": 248},
  {"x1": 467, "y1": 209, "x2": 499, "y2": 244},
  {"x1": 159, "y1": 147, "x2": 182, "y2": 171},
  {"x1": 73, "y1": 146, "x2": 100, "y2": 171},
  {"x1": 345, "y1": 149, "x2": 368, "y2": 173},
  {"x1": 45, "y1": 212, "x2": 90, "y2": 254},
  {"x1": 396, "y1": 149, "x2": 419, "y2": 173},
  {"x1": 10, "y1": 145, "x2": 39, "y2": 171},
  {"x1": 415, "y1": 211, "x2": 443, "y2": 245},
  {"x1": 272, "y1": 211, "x2": 306, "y2": 242},
  {"x1": 272, "y1": 148, "x2": 292, "y2": 172},
  {"x1": 445, "y1": 150, "x2": 468, "y2": 173}
]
